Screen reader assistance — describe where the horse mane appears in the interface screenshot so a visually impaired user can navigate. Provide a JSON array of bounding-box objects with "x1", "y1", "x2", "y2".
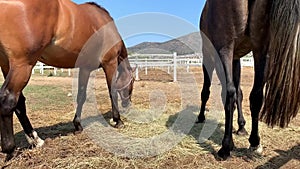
[{"x1": 86, "y1": 2, "x2": 110, "y2": 16}]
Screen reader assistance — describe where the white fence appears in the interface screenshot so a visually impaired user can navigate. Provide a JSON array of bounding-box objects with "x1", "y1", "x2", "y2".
[
  {"x1": 129, "y1": 53, "x2": 203, "y2": 82},
  {"x1": 32, "y1": 62, "x2": 72, "y2": 76},
  {"x1": 32, "y1": 53, "x2": 254, "y2": 81},
  {"x1": 129, "y1": 53, "x2": 254, "y2": 82},
  {"x1": 241, "y1": 57, "x2": 254, "y2": 67}
]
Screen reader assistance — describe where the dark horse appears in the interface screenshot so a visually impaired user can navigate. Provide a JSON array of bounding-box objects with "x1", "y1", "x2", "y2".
[
  {"x1": 200, "y1": 0, "x2": 300, "y2": 159},
  {"x1": 0, "y1": 0, "x2": 134, "y2": 157}
]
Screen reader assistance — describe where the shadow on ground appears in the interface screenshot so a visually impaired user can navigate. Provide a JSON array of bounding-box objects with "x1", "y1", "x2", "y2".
[
  {"x1": 13, "y1": 111, "x2": 114, "y2": 150},
  {"x1": 255, "y1": 144, "x2": 300, "y2": 169},
  {"x1": 165, "y1": 105, "x2": 259, "y2": 161}
]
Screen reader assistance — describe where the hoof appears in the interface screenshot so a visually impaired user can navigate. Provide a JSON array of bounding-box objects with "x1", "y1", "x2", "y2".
[
  {"x1": 249, "y1": 144, "x2": 263, "y2": 155},
  {"x1": 5, "y1": 149, "x2": 21, "y2": 162},
  {"x1": 217, "y1": 147, "x2": 231, "y2": 160},
  {"x1": 74, "y1": 123, "x2": 83, "y2": 135},
  {"x1": 236, "y1": 128, "x2": 248, "y2": 136},
  {"x1": 74, "y1": 130, "x2": 83, "y2": 135},
  {"x1": 196, "y1": 116, "x2": 205, "y2": 123},
  {"x1": 196, "y1": 119, "x2": 205, "y2": 123},
  {"x1": 25, "y1": 131, "x2": 45, "y2": 148},
  {"x1": 74, "y1": 123, "x2": 83, "y2": 133},
  {"x1": 114, "y1": 121, "x2": 125, "y2": 128},
  {"x1": 74, "y1": 124, "x2": 83, "y2": 135}
]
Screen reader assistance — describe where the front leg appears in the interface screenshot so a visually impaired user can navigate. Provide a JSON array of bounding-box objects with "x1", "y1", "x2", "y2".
[
  {"x1": 103, "y1": 59, "x2": 124, "y2": 128},
  {"x1": 110, "y1": 91, "x2": 124, "y2": 128},
  {"x1": 232, "y1": 60, "x2": 247, "y2": 136},
  {"x1": 73, "y1": 68, "x2": 91, "y2": 133},
  {"x1": 0, "y1": 63, "x2": 35, "y2": 155},
  {"x1": 15, "y1": 93, "x2": 44, "y2": 147},
  {"x1": 198, "y1": 64, "x2": 213, "y2": 123}
]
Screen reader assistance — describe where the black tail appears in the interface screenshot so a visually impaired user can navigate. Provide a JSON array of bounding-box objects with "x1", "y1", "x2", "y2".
[{"x1": 260, "y1": 0, "x2": 300, "y2": 127}]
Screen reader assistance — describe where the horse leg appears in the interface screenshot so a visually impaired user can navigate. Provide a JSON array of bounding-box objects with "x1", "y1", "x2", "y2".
[
  {"x1": 0, "y1": 64, "x2": 34, "y2": 154},
  {"x1": 73, "y1": 68, "x2": 91, "y2": 134},
  {"x1": 103, "y1": 60, "x2": 124, "y2": 128},
  {"x1": 1, "y1": 67, "x2": 44, "y2": 149},
  {"x1": 233, "y1": 60, "x2": 247, "y2": 135},
  {"x1": 217, "y1": 44, "x2": 236, "y2": 160},
  {"x1": 15, "y1": 93, "x2": 44, "y2": 147},
  {"x1": 248, "y1": 51, "x2": 266, "y2": 154},
  {"x1": 197, "y1": 39, "x2": 216, "y2": 123},
  {"x1": 2, "y1": 64, "x2": 44, "y2": 153},
  {"x1": 197, "y1": 65, "x2": 213, "y2": 123}
]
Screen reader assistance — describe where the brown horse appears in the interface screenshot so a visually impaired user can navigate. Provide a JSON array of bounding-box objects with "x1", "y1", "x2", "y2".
[
  {"x1": 200, "y1": 0, "x2": 300, "y2": 159},
  {"x1": 0, "y1": 0, "x2": 134, "y2": 157}
]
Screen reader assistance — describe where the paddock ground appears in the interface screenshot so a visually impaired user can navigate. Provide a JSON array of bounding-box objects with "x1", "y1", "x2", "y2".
[{"x1": 0, "y1": 67, "x2": 299, "y2": 169}]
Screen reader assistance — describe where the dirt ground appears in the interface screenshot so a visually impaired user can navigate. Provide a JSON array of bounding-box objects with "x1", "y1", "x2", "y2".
[{"x1": 0, "y1": 67, "x2": 299, "y2": 169}]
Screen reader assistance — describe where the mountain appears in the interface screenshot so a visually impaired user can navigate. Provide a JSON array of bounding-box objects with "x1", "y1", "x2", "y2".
[{"x1": 127, "y1": 32, "x2": 202, "y2": 55}]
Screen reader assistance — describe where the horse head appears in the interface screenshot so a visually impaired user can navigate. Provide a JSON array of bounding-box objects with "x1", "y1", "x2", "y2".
[{"x1": 112, "y1": 57, "x2": 135, "y2": 108}]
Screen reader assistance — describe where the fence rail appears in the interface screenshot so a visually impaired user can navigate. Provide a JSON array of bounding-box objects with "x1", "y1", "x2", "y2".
[
  {"x1": 32, "y1": 62, "x2": 72, "y2": 76},
  {"x1": 32, "y1": 53, "x2": 254, "y2": 81},
  {"x1": 129, "y1": 53, "x2": 254, "y2": 81}
]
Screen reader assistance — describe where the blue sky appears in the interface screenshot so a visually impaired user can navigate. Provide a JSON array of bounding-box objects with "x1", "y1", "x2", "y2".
[{"x1": 73, "y1": 0, "x2": 206, "y2": 47}]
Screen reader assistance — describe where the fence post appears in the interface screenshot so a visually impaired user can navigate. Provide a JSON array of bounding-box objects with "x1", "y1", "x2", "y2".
[
  {"x1": 40, "y1": 62, "x2": 44, "y2": 75},
  {"x1": 187, "y1": 58, "x2": 190, "y2": 73},
  {"x1": 145, "y1": 58, "x2": 148, "y2": 75},
  {"x1": 135, "y1": 64, "x2": 139, "y2": 81},
  {"x1": 173, "y1": 52, "x2": 177, "y2": 82}
]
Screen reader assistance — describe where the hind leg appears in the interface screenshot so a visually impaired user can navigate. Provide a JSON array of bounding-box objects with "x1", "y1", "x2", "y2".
[
  {"x1": 248, "y1": 51, "x2": 266, "y2": 153},
  {"x1": 197, "y1": 41, "x2": 215, "y2": 123},
  {"x1": 197, "y1": 65, "x2": 213, "y2": 123},
  {"x1": 233, "y1": 60, "x2": 247, "y2": 135}
]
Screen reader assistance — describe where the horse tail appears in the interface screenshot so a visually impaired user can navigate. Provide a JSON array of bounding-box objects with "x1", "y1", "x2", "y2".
[{"x1": 260, "y1": 0, "x2": 300, "y2": 127}]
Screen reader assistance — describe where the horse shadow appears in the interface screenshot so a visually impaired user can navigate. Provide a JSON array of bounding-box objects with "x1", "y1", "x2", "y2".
[
  {"x1": 255, "y1": 144, "x2": 300, "y2": 169},
  {"x1": 165, "y1": 105, "x2": 223, "y2": 159},
  {"x1": 14, "y1": 111, "x2": 114, "y2": 149},
  {"x1": 165, "y1": 105, "x2": 253, "y2": 160}
]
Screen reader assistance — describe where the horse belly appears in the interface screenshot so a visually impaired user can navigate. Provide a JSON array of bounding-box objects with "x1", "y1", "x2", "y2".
[
  {"x1": 234, "y1": 36, "x2": 252, "y2": 59},
  {"x1": 40, "y1": 44, "x2": 78, "y2": 68}
]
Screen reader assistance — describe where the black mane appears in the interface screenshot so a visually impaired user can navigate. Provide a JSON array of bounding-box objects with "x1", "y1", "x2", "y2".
[{"x1": 86, "y1": 2, "x2": 110, "y2": 15}]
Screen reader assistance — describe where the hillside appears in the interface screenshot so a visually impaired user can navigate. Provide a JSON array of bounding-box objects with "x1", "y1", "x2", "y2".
[{"x1": 127, "y1": 32, "x2": 202, "y2": 55}]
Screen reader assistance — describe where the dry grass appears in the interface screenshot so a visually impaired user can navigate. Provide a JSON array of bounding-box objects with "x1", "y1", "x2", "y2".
[{"x1": 0, "y1": 67, "x2": 299, "y2": 169}]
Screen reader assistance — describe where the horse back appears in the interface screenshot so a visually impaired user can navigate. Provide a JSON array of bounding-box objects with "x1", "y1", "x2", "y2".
[
  {"x1": 42, "y1": 0, "x2": 122, "y2": 68},
  {"x1": 0, "y1": 0, "x2": 121, "y2": 68}
]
